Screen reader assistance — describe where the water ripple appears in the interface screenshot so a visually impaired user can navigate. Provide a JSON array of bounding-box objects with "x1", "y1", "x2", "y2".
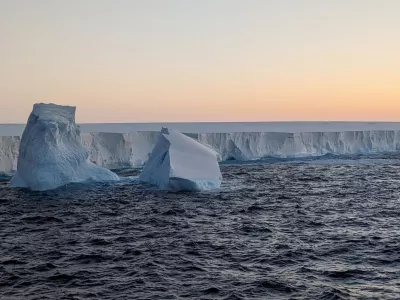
[{"x1": 1, "y1": 160, "x2": 400, "y2": 299}]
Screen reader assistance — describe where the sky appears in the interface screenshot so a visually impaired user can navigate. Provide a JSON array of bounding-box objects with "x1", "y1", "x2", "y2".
[{"x1": 0, "y1": 0, "x2": 399, "y2": 123}]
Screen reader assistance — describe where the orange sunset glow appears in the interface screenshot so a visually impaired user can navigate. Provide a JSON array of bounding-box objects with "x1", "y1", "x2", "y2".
[{"x1": 0, "y1": 0, "x2": 399, "y2": 123}]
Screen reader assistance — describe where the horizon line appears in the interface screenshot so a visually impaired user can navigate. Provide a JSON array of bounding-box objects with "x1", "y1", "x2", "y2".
[{"x1": 1, "y1": 120, "x2": 400, "y2": 125}]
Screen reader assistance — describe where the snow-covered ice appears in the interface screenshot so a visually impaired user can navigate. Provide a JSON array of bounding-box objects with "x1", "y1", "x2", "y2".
[
  {"x1": 139, "y1": 128, "x2": 222, "y2": 192},
  {"x1": 77, "y1": 130, "x2": 400, "y2": 168},
  {"x1": 197, "y1": 131, "x2": 400, "y2": 160},
  {"x1": 2, "y1": 122, "x2": 400, "y2": 176},
  {"x1": 0, "y1": 136, "x2": 20, "y2": 175},
  {"x1": 81, "y1": 131, "x2": 160, "y2": 169},
  {"x1": 10, "y1": 103, "x2": 119, "y2": 191}
]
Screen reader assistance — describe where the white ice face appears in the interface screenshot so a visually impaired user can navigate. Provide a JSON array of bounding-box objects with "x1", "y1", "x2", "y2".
[
  {"x1": 197, "y1": 131, "x2": 400, "y2": 160},
  {"x1": 139, "y1": 128, "x2": 222, "y2": 192},
  {"x1": 2, "y1": 120, "x2": 400, "y2": 177},
  {"x1": 11, "y1": 103, "x2": 119, "y2": 191}
]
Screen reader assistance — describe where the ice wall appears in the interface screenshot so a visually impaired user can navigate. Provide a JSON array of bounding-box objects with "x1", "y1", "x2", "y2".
[
  {"x1": 1, "y1": 130, "x2": 400, "y2": 175},
  {"x1": 81, "y1": 131, "x2": 160, "y2": 169},
  {"x1": 0, "y1": 136, "x2": 20, "y2": 175},
  {"x1": 197, "y1": 131, "x2": 400, "y2": 160}
]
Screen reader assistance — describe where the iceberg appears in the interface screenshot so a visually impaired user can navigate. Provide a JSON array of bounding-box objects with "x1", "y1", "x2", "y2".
[
  {"x1": 139, "y1": 128, "x2": 222, "y2": 192},
  {"x1": 2, "y1": 125, "x2": 400, "y2": 176},
  {"x1": 10, "y1": 103, "x2": 119, "y2": 191}
]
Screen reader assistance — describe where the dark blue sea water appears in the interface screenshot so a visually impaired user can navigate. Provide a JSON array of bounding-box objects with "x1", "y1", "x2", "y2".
[{"x1": 1, "y1": 157, "x2": 400, "y2": 299}]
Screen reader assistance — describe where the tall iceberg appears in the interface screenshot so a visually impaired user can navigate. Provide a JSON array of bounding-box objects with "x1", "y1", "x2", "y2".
[
  {"x1": 10, "y1": 103, "x2": 119, "y2": 191},
  {"x1": 139, "y1": 128, "x2": 222, "y2": 192}
]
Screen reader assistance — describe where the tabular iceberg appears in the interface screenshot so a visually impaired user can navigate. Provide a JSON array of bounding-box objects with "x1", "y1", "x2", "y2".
[
  {"x1": 197, "y1": 131, "x2": 400, "y2": 160},
  {"x1": 10, "y1": 103, "x2": 119, "y2": 191},
  {"x1": 81, "y1": 131, "x2": 160, "y2": 169},
  {"x1": 139, "y1": 128, "x2": 222, "y2": 192},
  {"x1": 3, "y1": 127, "x2": 400, "y2": 176}
]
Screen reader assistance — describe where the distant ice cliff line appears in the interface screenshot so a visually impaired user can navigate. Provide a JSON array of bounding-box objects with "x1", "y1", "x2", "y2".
[{"x1": 2, "y1": 129, "x2": 400, "y2": 175}]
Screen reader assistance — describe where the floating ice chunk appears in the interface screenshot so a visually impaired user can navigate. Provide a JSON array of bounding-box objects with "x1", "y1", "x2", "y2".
[
  {"x1": 10, "y1": 103, "x2": 119, "y2": 191},
  {"x1": 139, "y1": 128, "x2": 222, "y2": 191}
]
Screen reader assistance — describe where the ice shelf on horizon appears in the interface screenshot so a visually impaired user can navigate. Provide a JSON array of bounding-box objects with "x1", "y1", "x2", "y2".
[{"x1": 2, "y1": 127, "x2": 400, "y2": 175}]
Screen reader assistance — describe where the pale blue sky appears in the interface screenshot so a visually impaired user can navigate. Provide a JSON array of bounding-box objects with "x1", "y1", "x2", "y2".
[{"x1": 1, "y1": 0, "x2": 399, "y2": 122}]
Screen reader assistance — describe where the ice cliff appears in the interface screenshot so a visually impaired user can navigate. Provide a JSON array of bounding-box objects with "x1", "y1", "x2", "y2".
[
  {"x1": 10, "y1": 103, "x2": 119, "y2": 190},
  {"x1": 81, "y1": 131, "x2": 160, "y2": 169},
  {"x1": 197, "y1": 131, "x2": 400, "y2": 160},
  {"x1": 139, "y1": 128, "x2": 222, "y2": 191},
  {"x1": 0, "y1": 136, "x2": 20, "y2": 176},
  {"x1": 2, "y1": 129, "x2": 400, "y2": 176},
  {"x1": 83, "y1": 130, "x2": 400, "y2": 166}
]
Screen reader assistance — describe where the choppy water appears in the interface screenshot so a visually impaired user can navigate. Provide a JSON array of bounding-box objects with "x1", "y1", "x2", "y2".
[{"x1": 1, "y1": 159, "x2": 400, "y2": 299}]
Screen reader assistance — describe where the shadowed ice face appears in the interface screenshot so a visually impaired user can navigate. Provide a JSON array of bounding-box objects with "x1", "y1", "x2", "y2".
[{"x1": 16, "y1": 108, "x2": 89, "y2": 188}]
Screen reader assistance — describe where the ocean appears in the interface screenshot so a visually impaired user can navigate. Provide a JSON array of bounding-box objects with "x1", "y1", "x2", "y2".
[{"x1": 1, "y1": 157, "x2": 400, "y2": 299}]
